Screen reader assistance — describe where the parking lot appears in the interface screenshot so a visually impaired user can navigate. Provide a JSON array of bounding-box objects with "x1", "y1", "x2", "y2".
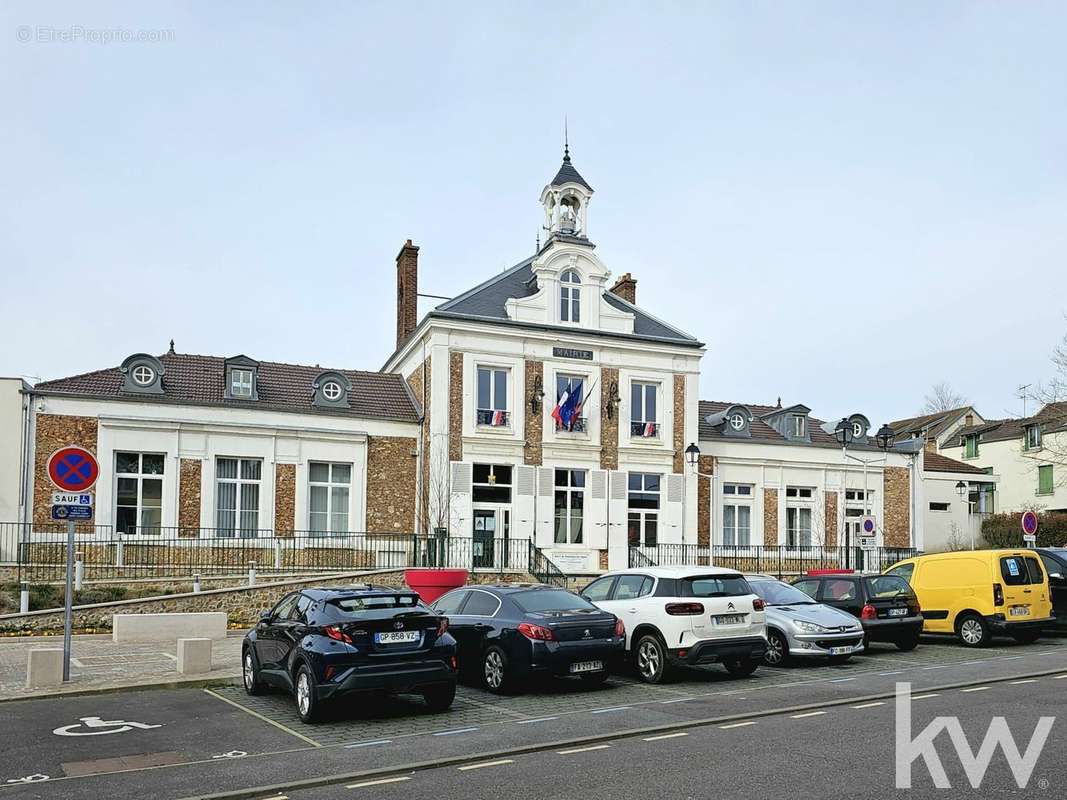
[{"x1": 4, "y1": 635, "x2": 1066, "y2": 799}]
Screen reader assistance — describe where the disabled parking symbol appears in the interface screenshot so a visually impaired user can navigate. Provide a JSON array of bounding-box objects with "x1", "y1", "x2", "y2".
[{"x1": 52, "y1": 716, "x2": 163, "y2": 737}]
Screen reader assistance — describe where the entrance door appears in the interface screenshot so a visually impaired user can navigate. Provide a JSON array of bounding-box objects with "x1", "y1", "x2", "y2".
[{"x1": 472, "y1": 507, "x2": 510, "y2": 569}]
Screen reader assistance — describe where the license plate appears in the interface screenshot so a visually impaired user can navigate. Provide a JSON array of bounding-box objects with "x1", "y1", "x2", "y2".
[
  {"x1": 569, "y1": 660, "x2": 603, "y2": 674},
  {"x1": 375, "y1": 631, "x2": 420, "y2": 644},
  {"x1": 888, "y1": 608, "x2": 908, "y2": 617},
  {"x1": 1009, "y1": 606, "x2": 1030, "y2": 617},
  {"x1": 714, "y1": 614, "x2": 745, "y2": 625},
  {"x1": 829, "y1": 646, "x2": 852, "y2": 656}
]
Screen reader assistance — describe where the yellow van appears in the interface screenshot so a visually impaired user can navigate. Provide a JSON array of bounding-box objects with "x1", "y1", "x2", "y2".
[{"x1": 884, "y1": 550, "x2": 1053, "y2": 647}]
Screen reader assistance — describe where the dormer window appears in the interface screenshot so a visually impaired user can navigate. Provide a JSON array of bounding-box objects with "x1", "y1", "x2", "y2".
[
  {"x1": 322, "y1": 381, "x2": 343, "y2": 402},
  {"x1": 793, "y1": 415, "x2": 806, "y2": 438},
  {"x1": 132, "y1": 364, "x2": 155, "y2": 386},
  {"x1": 230, "y1": 369, "x2": 254, "y2": 399},
  {"x1": 730, "y1": 412, "x2": 746, "y2": 432},
  {"x1": 312, "y1": 371, "x2": 351, "y2": 409},
  {"x1": 120, "y1": 353, "x2": 165, "y2": 395},
  {"x1": 1025, "y1": 424, "x2": 1042, "y2": 450},
  {"x1": 560, "y1": 269, "x2": 581, "y2": 323}
]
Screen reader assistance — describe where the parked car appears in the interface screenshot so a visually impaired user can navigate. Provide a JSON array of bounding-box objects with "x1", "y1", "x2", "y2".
[
  {"x1": 430, "y1": 584, "x2": 624, "y2": 694},
  {"x1": 242, "y1": 585, "x2": 457, "y2": 723},
  {"x1": 1035, "y1": 548, "x2": 1067, "y2": 627},
  {"x1": 790, "y1": 571, "x2": 924, "y2": 651},
  {"x1": 883, "y1": 550, "x2": 1053, "y2": 647},
  {"x1": 580, "y1": 566, "x2": 766, "y2": 683},
  {"x1": 745, "y1": 575, "x2": 865, "y2": 665}
]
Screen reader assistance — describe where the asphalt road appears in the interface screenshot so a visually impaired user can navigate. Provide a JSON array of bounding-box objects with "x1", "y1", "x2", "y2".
[{"x1": 1, "y1": 636, "x2": 1065, "y2": 800}]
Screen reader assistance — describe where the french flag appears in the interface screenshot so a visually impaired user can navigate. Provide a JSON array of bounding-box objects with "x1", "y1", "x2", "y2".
[
  {"x1": 641, "y1": 421, "x2": 656, "y2": 437},
  {"x1": 551, "y1": 385, "x2": 582, "y2": 430},
  {"x1": 490, "y1": 410, "x2": 507, "y2": 426}
]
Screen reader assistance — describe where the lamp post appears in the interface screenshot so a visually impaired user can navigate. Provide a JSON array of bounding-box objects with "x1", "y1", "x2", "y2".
[
  {"x1": 956, "y1": 480, "x2": 973, "y2": 549},
  {"x1": 835, "y1": 420, "x2": 895, "y2": 567},
  {"x1": 684, "y1": 443, "x2": 717, "y2": 553}
]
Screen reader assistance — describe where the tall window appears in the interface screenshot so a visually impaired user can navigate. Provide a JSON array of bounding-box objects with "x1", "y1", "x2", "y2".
[
  {"x1": 964, "y1": 434, "x2": 979, "y2": 459},
  {"x1": 216, "y1": 457, "x2": 262, "y2": 537},
  {"x1": 1038, "y1": 464, "x2": 1054, "y2": 496},
  {"x1": 230, "y1": 369, "x2": 254, "y2": 398},
  {"x1": 560, "y1": 269, "x2": 580, "y2": 322},
  {"x1": 627, "y1": 473, "x2": 660, "y2": 547},
  {"x1": 115, "y1": 452, "x2": 164, "y2": 535},
  {"x1": 630, "y1": 381, "x2": 658, "y2": 437},
  {"x1": 792, "y1": 415, "x2": 806, "y2": 437},
  {"x1": 722, "y1": 483, "x2": 752, "y2": 546},
  {"x1": 554, "y1": 469, "x2": 585, "y2": 544},
  {"x1": 309, "y1": 462, "x2": 351, "y2": 535},
  {"x1": 476, "y1": 366, "x2": 509, "y2": 427},
  {"x1": 555, "y1": 374, "x2": 587, "y2": 432},
  {"x1": 1025, "y1": 425, "x2": 1042, "y2": 450},
  {"x1": 785, "y1": 486, "x2": 813, "y2": 547}
]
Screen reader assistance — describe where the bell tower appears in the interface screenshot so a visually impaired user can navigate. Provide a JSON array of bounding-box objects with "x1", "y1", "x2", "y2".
[{"x1": 540, "y1": 136, "x2": 594, "y2": 244}]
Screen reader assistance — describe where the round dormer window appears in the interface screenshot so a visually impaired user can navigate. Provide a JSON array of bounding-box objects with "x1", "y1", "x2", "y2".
[
  {"x1": 730, "y1": 413, "x2": 746, "y2": 431},
  {"x1": 131, "y1": 364, "x2": 155, "y2": 386},
  {"x1": 852, "y1": 421, "x2": 864, "y2": 438},
  {"x1": 322, "y1": 381, "x2": 343, "y2": 401}
]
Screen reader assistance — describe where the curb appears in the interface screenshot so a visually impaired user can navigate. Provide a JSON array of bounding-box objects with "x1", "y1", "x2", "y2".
[{"x1": 1, "y1": 672, "x2": 240, "y2": 704}]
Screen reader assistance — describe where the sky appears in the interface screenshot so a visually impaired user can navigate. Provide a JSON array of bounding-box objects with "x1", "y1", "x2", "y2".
[{"x1": 2, "y1": 2, "x2": 1065, "y2": 427}]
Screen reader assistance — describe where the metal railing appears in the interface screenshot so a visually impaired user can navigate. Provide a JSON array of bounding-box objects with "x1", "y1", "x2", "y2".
[
  {"x1": 529, "y1": 542, "x2": 569, "y2": 587},
  {"x1": 629, "y1": 543, "x2": 919, "y2": 578}
]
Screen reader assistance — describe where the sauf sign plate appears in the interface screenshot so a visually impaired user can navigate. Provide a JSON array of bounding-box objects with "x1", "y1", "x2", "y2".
[{"x1": 52, "y1": 492, "x2": 93, "y2": 506}]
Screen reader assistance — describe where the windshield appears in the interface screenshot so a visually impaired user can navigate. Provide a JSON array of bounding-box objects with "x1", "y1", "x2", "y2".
[
  {"x1": 867, "y1": 576, "x2": 911, "y2": 598},
  {"x1": 750, "y1": 580, "x2": 817, "y2": 606},
  {"x1": 329, "y1": 594, "x2": 421, "y2": 613},
  {"x1": 512, "y1": 589, "x2": 596, "y2": 613}
]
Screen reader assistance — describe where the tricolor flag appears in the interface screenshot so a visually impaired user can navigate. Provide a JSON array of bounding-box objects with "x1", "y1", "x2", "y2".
[
  {"x1": 551, "y1": 384, "x2": 582, "y2": 430},
  {"x1": 641, "y1": 421, "x2": 657, "y2": 437},
  {"x1": 490, "y1": 410, "x2": 507, "y2": 426}
]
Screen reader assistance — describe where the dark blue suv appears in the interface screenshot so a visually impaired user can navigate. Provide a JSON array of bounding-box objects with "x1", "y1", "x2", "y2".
[{"x1": 242, "y1": 585, "x2": 457, "y2": 723}]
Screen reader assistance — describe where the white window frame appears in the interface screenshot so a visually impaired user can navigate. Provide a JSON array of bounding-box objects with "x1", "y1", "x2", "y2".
[
  {"x1": 230, "y1": 368, "x2": 254, "y2": 398},
  {"x1": 721, "y1": 483, "x2": 753, "y2": 546},
  {"x1": 627, "y1": 472, "x2": 661, "y2": 548},
  {"x1": 554, "y1": 372, "x2": 588, "y2": 433},
  {"x1": 793, "y1": 415, "x2": 806, "y2": 437},
  {"x1": 554, "y1": 469, "x2": 586, "y2": 544},
  {"x1": 630, "y1": 381, "x2": 659, "y2": 438},
  {"x1": 476, "y1": 366, "x2": 510, "y2": 427},
  {"x1": 131, "y1": 364, "x2": 155, "y2": 386},
  {"x1": 560, "y1": 269, "x2": 581, "y2": 323},
  {"x1": 1025, "y1": 424, "x2": 1042, "y2": 450},
  {"x1": 321, "y1": 380, "x2": 343, "y2": 401},
  {"x1": 114, "y1": 452, "x2": 165, "y2": 536},
  {"x1": 215, "y1": 457, "x2": 262, "y2": 538},
  {"x1": 785, "y1": 486, "x2": 814, "y2": 548},
  {"x1": 308, "y1": 461, "x2": 352, "y2": 536}
]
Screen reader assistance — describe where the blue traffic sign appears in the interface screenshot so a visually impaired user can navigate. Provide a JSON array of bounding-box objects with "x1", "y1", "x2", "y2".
[{"x1": 51, "y1": 505, "x2": 93, "y2": 521}]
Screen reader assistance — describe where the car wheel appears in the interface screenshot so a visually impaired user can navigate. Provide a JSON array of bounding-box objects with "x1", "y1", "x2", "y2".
[
  {"x1": 763, "y1": 630, "x2": 789, "y2": 667},
  {"x1": 294, "y1": 664, "x2": 320, "y2": 723},
  {"x1": 579, "y1": 670, "x2": 610, "y2": 687},
  {"x1": 482, "y1": 647, "x2": 511, "y2": 694},
  {"x1": 895, "y1": 633, "x2": 921, "y2": 652},
  {"x1": 957, "y1": 614, "x2": 990, "y2": 648},
  {"x1": 723, "y1": 657, "x2": 759, "y2": 677},
  {"x1": 1009, "y1": 629, "x2": 1042, "y2": 645},
  {"x1": 634, "y1": 634, "x2": 668, "y2": 684},
  {"x1": 423, "y1": 683, "x2": 456, "y2": 712},
  {"x1": 242, "y1": 648, "x2": 264, "y2": 696}
]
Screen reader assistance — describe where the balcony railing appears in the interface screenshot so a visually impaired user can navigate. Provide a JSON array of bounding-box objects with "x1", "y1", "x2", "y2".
[
  {"x1": 630, "y1": 420, "x2": 659, "y2": 438},
  {"x1": 476, "y1": 409, "x2": 511, "y2": 427},
  {"x1": 555, "y1": 417, "x2": 588, "y2": 433}
]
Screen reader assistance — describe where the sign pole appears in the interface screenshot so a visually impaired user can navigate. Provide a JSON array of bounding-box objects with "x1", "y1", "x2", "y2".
[{"x1": 63, "y1": 519, "x2": 75, "y2": 682}]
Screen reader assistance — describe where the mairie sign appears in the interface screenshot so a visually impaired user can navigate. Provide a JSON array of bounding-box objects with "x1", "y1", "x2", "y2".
[{"x1": 47, "y1": 447, "x2": 99, "y2": 493}]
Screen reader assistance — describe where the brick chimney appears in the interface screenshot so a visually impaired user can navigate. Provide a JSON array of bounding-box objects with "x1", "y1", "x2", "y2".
[
  {"x1": 396, "y1": 239, "x2": 419, "y2": 348},
  {"x1": 609, "y1": 272, "x2": 637, "y2": 305}
]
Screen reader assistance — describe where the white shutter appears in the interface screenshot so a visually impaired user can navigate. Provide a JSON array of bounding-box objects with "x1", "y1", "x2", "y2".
[
  {"x1": 537, "y1": 467, "x2": 555, "y2": 497},
  {"x1": 587, "y1": 469, "x2": 608, "y2": 549},
  {"x1": 449, "y1": 462, "x2": 472, "y2": 536},
  {"x1": 535, "y1": 466, "x2": 555, "y2": 546},
  {"x1": 607, "y1": 469, "x2": 629, "y2": 571},
  {"x1": 513, "y1": 465, "x2": 536, "y2": 539},
  {"x1": 450, "y1": 462, "x2": 472, "y2": 494},
  {"x1": 667, "y1": 474, "x2": 684, "y2": 504},
  {"x1": 664, "y1": 473, "x2": 684, "y2": 541},
  {"x1": 591, "y1": 470, "x2": 607, "y2": 500}
]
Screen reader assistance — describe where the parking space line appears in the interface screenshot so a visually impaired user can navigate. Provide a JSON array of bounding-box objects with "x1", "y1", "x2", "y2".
[
  {"x1": 829, "y1": 678, "x2": 855, "y2": 683},
  {"x1": 345, "y1": 776, "x2": 411, "y2": 789},
  {"x1": 459, "y1": 694, "x2": 530, "y2": 719},
  {"x1": 558, "y1": 744, "x2": 611, "y2": 755},
  {"x1": 643, "y1": 732, "x2": 689, "y2": 741},
  {"x1": 659, "y1": 698, "x2": 692, "y2": 704},
  {"x1": 516, "y1": 716, "x2": 558, "y2": 725},
  {"x1": 790, "y1": 711, "x2": 827, "y2": 719},
  {"x1": 1010, "y1": 679, "x2": 1038, "y2": 685},
  {"x1": 1054, "y1": 674, "x2": 1067, "y2": 680},
  {"x1": 432, "y1": 727, "x2": 478, "y2": 736},
  {"x1": 911, "y1": 693, "x2": 940, "y2": 700},
  {"x1": 960, "y1": 687, "x2": 989, "y2": 693},
  {"x1": 201, "y1": 689, "x2": 321, "y2": 748},
  {"x1": 879, "y1": 671, "x2": 905, "y2": 676},
  {"x1": 458, "y1": 759, "x2": 514, "y2": 771},
  {"x1": 344, "y1": 739, "x2": 393, "y2": 749},
  {"x1": 719, "y1": 721, "x2": 756, "y2": 730},
  {"x1": 591, "y1": 706, "x2": 632, "y2": 714},
  {"x1": 851, "y1": 701, "x2": 885, "y2": 709}
]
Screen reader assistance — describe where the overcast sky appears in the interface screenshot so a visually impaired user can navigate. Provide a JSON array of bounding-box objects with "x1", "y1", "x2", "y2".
[{"x1": 2, "y1": 2, "x2": 1064, "y2": 426}]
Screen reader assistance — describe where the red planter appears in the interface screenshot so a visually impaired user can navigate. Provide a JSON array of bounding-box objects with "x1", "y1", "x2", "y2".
[{"x1": 404, "y1": 568, "x2": 469, "y2": 604}]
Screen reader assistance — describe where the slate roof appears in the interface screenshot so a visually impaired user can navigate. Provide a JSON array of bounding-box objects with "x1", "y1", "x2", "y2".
[
  {"x1": 430, "y1": 257, "x2": 702, "y2": 348},
  {"x1": 946, "y1": 402, "x2": 1067, "y2": 447},
  {"x1": 698, "y1": 400, "x2": 880, "y2": 450},
  {"x1": 887, "y1": 407, "x2": 972, "y2": 441},
  {"x1": 550, "y1": 152, "x2": 593, "y2": 192},
  {"x1": 34, "y1": 352, "x2": 421, "y2": 424},
  {"x1": 923, "y1": 451, "x2": 989, "y2": 475}
]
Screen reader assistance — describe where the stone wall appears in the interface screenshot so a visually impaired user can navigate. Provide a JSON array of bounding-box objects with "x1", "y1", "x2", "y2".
[
  {"x1": 523, "y1": 359, "x2": 543, "y2": 466},
  {"x1": 406, "y1": 356, "x2": 431, "y2": 535},
  {"x1": 448, "y1": 351, "x2": 463, "y2": 462},
  {"x1": 883, "y1": 466, "x2": 911, "y2": 547},
  {"x1": 824, "y1": 491, "x2": 839, "y2": 547},
  {"x1": 763, "y1": 488, "x2": 779, "y2": 545},
  {"x1": 33, "y1": 414, "x2": 99, "y2": 526},
  {"x1": 672, "y1": 374, "x2": 686, "y2": 474},
  {"x1": 697, "y1": 455, "x2": 714, "y2": 546},
  {"x1": 365, "y1": 436, "x2": 417, "y2": 533},
  {"x1": 178, "y1": 458, "x2": 202, "y2": 537},
  {"x1": 274, "y1": 463, "x2": 295, "y2": 536},
  {"x1": 600, "y1": 367, "x2": 619, "y2": 470}
]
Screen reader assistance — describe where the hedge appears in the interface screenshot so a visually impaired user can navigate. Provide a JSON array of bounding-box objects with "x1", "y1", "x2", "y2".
[{"x1": 981, "y1": 512, "x2": 1067, "y2": 548}]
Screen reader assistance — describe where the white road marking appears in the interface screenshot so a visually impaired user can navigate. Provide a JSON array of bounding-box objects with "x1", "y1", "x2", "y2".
[
  {"x1": 431, "y1": 727, "x2": 478, "y2": 736},
  {"x1": 1010, "y1": 679, "x2": 1038, "y2": 685},
  {"x1": 516, "y1": 717, "x2": 558, "y2": 725},
  {"x1": 719, "y1": 721, "x2": 757, "y2": 730},
  {"x1": 911, "y1": 693, "x2": 940, "y2": 700},
  {"x1": 558, "y1": 744, "x2": 612, "y2": 755},
  {"x1": 922, "y1": 664, "x2": 951, "y2": 670},
  {"x1": 643, "y1": 732, "x2": 689, "y2": 741},
  {"x1": 1002, "y1": 656, "x2": 1025, "y2": 661},
  {"x1": 879, "y1": 671, "x2": 905, "y2": 676},
  {"x1": 203, "y1": 688, "x2": 321, "y2": 748},
  {"x1": 1054, "y1": 674, "x2": 1067, "y2": 680},
  {"x1": 791, "y1": 711, "x2": 827, "y2": 719},
  {"x1": 960, "y1": 687, "x2": 989, "y2": 693},
  {"x1": 591, "y1": 706, "x2": 632, "y2": 714},
  {"x1": 345, "y1": 776, "x2": 411, "y2": 789},
  {"x1": 659, "y1": 698, "x2": 691, "y2": 705},
  {"x1": 829, "y1": 678, "x2": 856, "y2": 683},
  {"x1": 345, "y1": 740, "x2": 393, "y2": 749},
  {"x1": 851, "y1": 701, "x2": 886, "y2": 709},
  {"x1": 458, "y1": 759, "x2": 514, "y2": 771}
]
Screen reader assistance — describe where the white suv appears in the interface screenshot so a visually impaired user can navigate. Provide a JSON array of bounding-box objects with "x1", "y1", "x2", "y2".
[{"x1": 580, "y1": 566, "x2": 767, "y2": 683}]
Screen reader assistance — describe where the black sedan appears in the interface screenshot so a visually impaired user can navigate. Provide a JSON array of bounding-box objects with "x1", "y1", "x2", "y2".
[
  {"x1": 431, "y1": 584, "x2": 625, "y2": 694},
  {"x1": 792, "y1": 572, "x2": 923, "y2": 650},
  {"x1": 242, "y1": 585, "x2": 457, "y2": 723},
  {"x1": 1036, "y1": 548, "x2": 1067, "y2": 627}
]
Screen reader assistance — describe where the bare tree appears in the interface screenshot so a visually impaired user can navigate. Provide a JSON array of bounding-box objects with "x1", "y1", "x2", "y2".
[
  {"x1": 921, "y1": 382, "x2": 969, "y2": 415},
  {"x1": 1024, "y1": 322, "x2": 1067, "y2": 488}
]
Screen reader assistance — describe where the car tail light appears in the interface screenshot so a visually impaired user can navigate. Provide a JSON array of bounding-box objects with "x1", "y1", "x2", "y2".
[
  {"x1": 860, "y1": 604, "x2": 877, "y2": 621},
  {"x1": 324, "y1": 665, "x2": 336, "y2": 681},
  {"x1": 518, "y1": 622, "x2": 556, "y2": 641},
  {"x1": 993, "y1": 583, "x2": 1004, "y2": 607},
  {"x1": 752, "y1": 598, "x2": 766, "y2": 611},
  {"x1": 324, "y1": 625, "x2": 353, "y2": 644},
  {"x1": 665, "y1": 602, "x2": 705, "y2": 615},
  {"x1": 614, "y1": 618, "x2": 625, "y2": 638},
  {"x1": 437, "y1": 617, "x2": 449, "y2": 637}
]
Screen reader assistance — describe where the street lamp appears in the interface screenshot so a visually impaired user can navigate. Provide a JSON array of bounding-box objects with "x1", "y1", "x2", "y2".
[
  {"x1": 685, "y1": 442, "x2": 701, "y2": 469},
  {"x1": 875, "y1": 424, "x2": 895, "y2": 452},
  {"x1": 955, "y1": 480, "x2": 968, "y2": 498},
  {"x1": 833, "y1": 418, "x2": 853, "y2": 448}
]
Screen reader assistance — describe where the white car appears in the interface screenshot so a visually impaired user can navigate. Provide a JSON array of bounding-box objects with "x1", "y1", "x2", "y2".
[{"x1": 580, "y1": 566, "x2": 767, "y2": 683}]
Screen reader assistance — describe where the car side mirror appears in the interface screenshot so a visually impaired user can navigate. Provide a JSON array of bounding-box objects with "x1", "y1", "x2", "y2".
[
  {"x1": 259, "y1": 610, "x2": 272, "y2": 623},
  {"x1": 1051, "y1": 573, "x2": 1064, "y2": 581}
]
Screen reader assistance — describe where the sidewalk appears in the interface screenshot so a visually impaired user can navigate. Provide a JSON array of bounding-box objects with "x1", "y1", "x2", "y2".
[{"x1": 0, "y1": 632, "x2": 242, "y2": 701}]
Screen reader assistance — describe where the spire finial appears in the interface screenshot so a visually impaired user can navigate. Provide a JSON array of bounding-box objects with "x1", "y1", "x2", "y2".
[
  {"x1": 168, "y1": 339, "x2": 175, "y2": 354},
  {"x1": 563, "y1": 116, "x2": 570, "y2": 163}
]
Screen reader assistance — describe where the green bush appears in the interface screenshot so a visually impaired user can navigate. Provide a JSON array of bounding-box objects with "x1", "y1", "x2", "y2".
[
  {"x1": 981, "y1": 512, "x2": 1067, "y2": 548},
  {"x1": 0, "y1": 582, "x2": 131, "y2": 612}
]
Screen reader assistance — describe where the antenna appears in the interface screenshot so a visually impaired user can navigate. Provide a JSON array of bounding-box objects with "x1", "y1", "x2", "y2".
[
  {"x1": 1017, "y1": 383, "x2": 1032, "y2": 418},
  {"x1": 564, "y1": 116, "x2": 570, "y2": 162}
]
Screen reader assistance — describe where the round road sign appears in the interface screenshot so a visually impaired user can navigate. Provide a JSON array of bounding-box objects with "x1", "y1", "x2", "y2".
[
  {"x1": 862, "y1": 517, "x2": 876, "y2": 535},
  {"x1": 47, "y1": 447, "x2": 99, "y2": 492},
  {"x1": 1021, "y1": 510, "x2": 1039, "y2": 536}
]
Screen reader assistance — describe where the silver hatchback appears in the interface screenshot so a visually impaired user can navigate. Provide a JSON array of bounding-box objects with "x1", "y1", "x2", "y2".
[{"x1": 746, "y1": 576, "x2": 865, "y2": 665}]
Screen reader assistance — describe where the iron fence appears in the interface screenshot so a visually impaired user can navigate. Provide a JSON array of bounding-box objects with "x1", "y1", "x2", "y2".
[{"x1": 628, "y1": 543, "x2": 919, "y2": 578}]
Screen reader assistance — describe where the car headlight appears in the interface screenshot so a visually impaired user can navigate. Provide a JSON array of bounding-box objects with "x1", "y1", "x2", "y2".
[{"x1": 793, "y1": 621, "x2": 828, "y2": 633}]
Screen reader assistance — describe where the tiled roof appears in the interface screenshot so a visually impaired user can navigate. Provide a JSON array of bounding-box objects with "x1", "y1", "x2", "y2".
[
  {"x1": 887, "y1": 407, "x2": 971, "y2": 440},
  {"x1": 550, "y1": 153, "x2": 593, "y2": 191},
  {"x1": 34, "y1": 352, "x2": 420, "y2": 424},
  {"x1": 698, "y1": 400, "x2": 872, "y2": 449},
  {"x1": 948, "y1": 402, "x2": 1067, "y2": 447},
  {"x1": 923, "y1": 451, "x2": 989, "y2": 475}
]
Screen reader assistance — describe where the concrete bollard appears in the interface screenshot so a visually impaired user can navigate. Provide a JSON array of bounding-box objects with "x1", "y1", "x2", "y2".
[
  {"x1": 247, "y1": 561, "x2": 256, "y2": 586},
  {"x1": 20, "y1": 581, "x2": 30, "y2": 614},
  {"x1": 74, "y1": 553, "x2": 85, "y2": 591},
  {"x1": 274, "y1": 540, "x2": 283, "y2": 570},
  {"x1": 115, "y1": 536, "x2": 125, "y2": 568},
  {"x1": 26, "y1": 648, "x2": 64, "y2": 688},
  {"x1": 176, "y1": 638, "x2": 213, "y2": 675},
  {"x1": 192, "y1": 574, "x2": 201, "y2": 593}
]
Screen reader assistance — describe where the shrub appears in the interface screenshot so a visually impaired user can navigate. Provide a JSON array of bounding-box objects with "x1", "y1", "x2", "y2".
[{"x1": 981, "y1": 512, "x2": 1067, "y2": 548}]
